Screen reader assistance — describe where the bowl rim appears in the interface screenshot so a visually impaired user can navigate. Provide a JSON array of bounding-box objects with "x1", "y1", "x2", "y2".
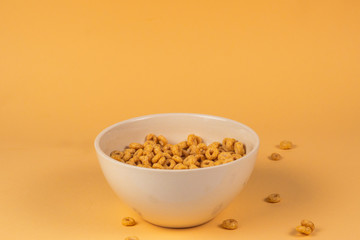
[{"x1": 94, "y1": 113, "x2": 260, "y2": 173}]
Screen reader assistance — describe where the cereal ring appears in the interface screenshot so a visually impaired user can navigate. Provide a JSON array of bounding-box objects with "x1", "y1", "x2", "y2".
[
  {"x1": 144, "y1": 140, "x2": 156, "y2": 147},
  {"x1": 139, "y1": 156, "x2": 150, "y2": 165},
  {"x1": 269, "y1": 152, "x2": 281, "y2": 161},
  {"x1": 187, "y1": 145, "x2": 197, "y2": 155},
  {"x1": 157, "y1": 135, "x2": 168, "y2": 146},
  {"x1": 133, "y1": 149, "x2": 143, "y2": 158},
  {"x1": 129, "y1": 143, "x2": 143, "y2": 150},
  {"x1": 145, "y1": 133, "x2": 158, "y2": 143},
  {"x1": 189, "y1": 164, "x2": 199, "y2": 169},
  {"x1": 296, "y1": 226, "x2": 312, "y2": 235},
  {"x1": 171, "y1": 144, "x2": 182, "y2": 156},
  {"x1": 126, "y1": 158, "x2": 137, "y2": 166},
  {"x1": 196, "y1": 143, "x2": 207, "y2": 154},
  {"x1": 163, "y1": 152, "x2": 172, "y2": 159},
  {"x1": 110, "y1": 150, "x2": 124, "y2": 161},
  {"x1": 232, "y1": 153, "x2": 242, "y2": 160},
  {"x1": 201, "y1": 160, "x2": 215, "y2": 168},
  {"x1": 183, "y1": 155, "x2": 198, "y2": 166},
  {"x1": 208, "y1": 142, "x2": 221, "y2": 149},
  {"x1": 172, "y1": 155, "x2": 183, "y2": 163},
  {"x1": 234, "y1": 142, "x2": 245, "y2": 155},
  {"x1": 222, "y1": 158, "x2": 234, "y2": 164},
  {"x1": 143, "y1": 144, "x2": 154, "y2": 153},
  {"x1": 144, "y1": 151, "x2": 154, "y2": 161},
  {"x1": 265, "y1": 193, "x2": 281, "y2": 203},
  {"x1": 157, "y1": 156, "x2": 166, "y2": 165},
  {"x1": 301, "y1": 220, "x2": 315, "y2": 231},
  {"x1": 164, "y1": 159, "x2": 176, "y2": 169},
  {"x1": 182, "y1": 149, "x2": 190, "y2": 157},
  {"x1": 151, "y1": 152, "x2": 163, "y2": 163},
  {"x1": 152, "y1": 163, "x2": 164, "y2": 169},
  {"x1": 174, "y1": 163, "x2": 188, "y2": 169},
  {"x1": 162, "y1": 143, "x2": 172, "y2": 151},
  {"x1": 214, "y1": 160, "x2": 224, "y2": 166},
  {"x1": 218, "y1": 152, "x2": 233, "y2": 160},
  {"x1": 153, "y1": 145, "x2": 162, "y2": 154},
  {"x1": 123, "y1": 151, "x2": 133, "y2": 161},
  {"x1": 222, "y1": 138, "x2": 236, "y2": 152},
  {"x1": 187, "y1": 134, "x2": 202, "y2": 146},
  {"x1": 221, "y1": 219, "x2": 238, "y2": 230},
  {"x1": 279, "y1": 140, "x2": 293, "y2": 150},
  {"x1": 122, "y1": 217, "x2": 136, "y2": 226},
  {"x1": 178, "y1": 141, "x2": 188, "y2": 150},
  {"x1": 205, "y1": 147, "x2": 219, "y2": 160}
]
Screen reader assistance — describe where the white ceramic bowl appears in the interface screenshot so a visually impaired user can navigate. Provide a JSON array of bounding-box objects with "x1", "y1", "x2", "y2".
[{"x1": 94, "y1": 113, "x2": 259, "y2": 228}]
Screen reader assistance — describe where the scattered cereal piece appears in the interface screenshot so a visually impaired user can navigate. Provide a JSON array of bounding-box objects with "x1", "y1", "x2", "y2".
[
  {"x1": 265, "y1": 193, "x2": 281, "y2": 203},
  {"x1": 221, "y1": 219, "x2": 238, "y2": 230},
  {"x1": 279, "y1": 140, "x2": 293, "y2": 150},
  {"x1": 296, "y1": 226, "x2": 313, "y2": 235},
  {"x1": 269, "y1": 152, "x2": 281, "y2": 161},
  {"x1": 301, "y1": 219, "x2": 315, "y2": 231},
  {"x1": 122, "y1": 217, "x2": 136, "y2": 226},
  {"x1": 296, "y1": 219, "x2": 315, "y2": 235}
]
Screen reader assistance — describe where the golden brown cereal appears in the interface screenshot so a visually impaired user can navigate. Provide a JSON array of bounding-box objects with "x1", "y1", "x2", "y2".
[
  {"x1": 187, "y1": 134, "x2": 202, "y2": 146},
  {"x1": 151, "y1": 152, "x2": 163, "y2": 163},
  {"x1": 110, "y1": 134, "x2": 246, "y2": 169},
  {"x1": 174, "y1": 163, "x2": 188, "y2": 169},
  {"x1": 221, "y1": 219, "x2": 238, "y2": 230},
  {"x1": 214, "y1": 160, "x2": 224, "y2": 166},
  {"x1": 189, "y1": 164, "x2": 199, "y2": 169},
  {"x1": 158, "y1": 156, "x2": 166, "y2": 165},
  {"x1": 164, "y1": 159, "x2": 176, "y2": 169},
  {"x1": 171, "y1": 144, "x2": 182, "y2": 156},
  {"x1": 122, "y1": 217, "x2": 136, "y2": 226},
  {"x1": 208, "y1": 142, "x2": 221, "y2": 149},
  {"x1": 110, "y1": 150, "x2": 124, "y2": 161},
  {"x1": 172, "y1": 155, "x2": 183, "y2": 163},
  {"x1": 222, "y1": 158, "x2": 234, "y2": 164},
  {"x1": 269, "y1": 152, "x2": 281, "y2": 161},
  {"x1": 146, "y1": 133, "x2": 158, "y2": 143},
  {"x1": 152, "y1": 163, "x2": 164, "y2": 169},
  {"x1": 139, "y1": 156, "x2": 150, "y2": 165},
  {"x1": 162, "y1": 143, "x2": 172, "y2": 151},
  {"x1": 296, "y1": 226, "x2": 313, "y2": 235},
  {"x1": 183, "y1": 155, "x2": 198, "y2": 167},
  {"x1": 143, "y1": 144, "x2": 154, "y2": 153},
  {"x1": 222, "y1": 138, "x2": 236, "y2": 151},
  {"x1": 133, "y1": 149, "x2": 143, "y2": 158},
  {"x1": 265, "y1": 193, "x2": 281, "y2": 203},
  {"x1": 157, "y1": 135, "x2": 168, "y2": 146},
  {"x1": 201, "y1": 160, "x2": 215, "y2": 168},
  {"x1": 178, "y1": 141, "x2": 188, "y2": 149},
  {"x1": 279, "y1": 140, "x2": 293, "y2": 150},
  {"x1": 129, "y1": 143, "x2": 143, "y2": 149},
  {"x1": 234, "y1": 141, "x2": 245, "y2": 155},
  {"x1": 301, "y1": 220, "x2": 315, "y2": 231},
  {"x1": 218, "y1": 151, "x2": 233, "y2": 160},
  {"x1": 205, "y1": 147, "x2": 219, "y2": 160},
  {"x1": 124, "y1": 236, "x2": 139, "y2": 240},
  {"x1": 196, "y1": 143, "x2": 207, "y2": 154},
  {"x1": 163, "y1": 152, "x2": 172, "y2": 159},
  {"x1": 187, "y1": 145, "x2": 197, "y2": 155},
  {"x1": 232, "y1": 153, "x2": 242, "y2": 160}
]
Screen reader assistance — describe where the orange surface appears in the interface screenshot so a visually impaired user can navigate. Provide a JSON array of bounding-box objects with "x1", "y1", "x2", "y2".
[{"x1": 1, "y1": 1, "x2": 360, "y2": 239}]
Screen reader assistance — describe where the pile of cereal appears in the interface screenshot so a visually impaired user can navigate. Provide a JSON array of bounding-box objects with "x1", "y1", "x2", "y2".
[{"x1": 110, "y1": 134, "x2": 246, "y2": 169}]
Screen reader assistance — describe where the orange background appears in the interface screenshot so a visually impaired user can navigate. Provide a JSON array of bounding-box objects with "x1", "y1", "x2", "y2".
[{"x1": 1, "y1": 0, "x2": 360, "y2": 239}]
